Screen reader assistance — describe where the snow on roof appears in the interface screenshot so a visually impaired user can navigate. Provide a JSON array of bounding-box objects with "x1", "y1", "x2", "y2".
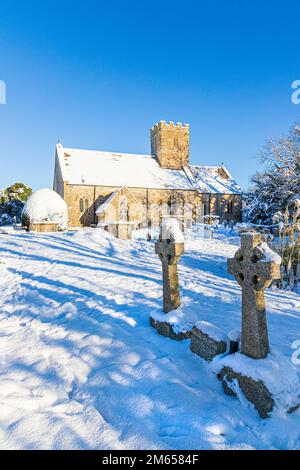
[
  {"x1": 95, "y1": 191, "x2": 118, "y2": 215},
  {"x1": 189, "y1": 165, "x2": 241, "y2": 194},
  {"x1": 56, "y1": 144, "x2": 241, "y2": 194},
  {"x1": 56, "y1": 145, "x2": 194, "y2": 191}
]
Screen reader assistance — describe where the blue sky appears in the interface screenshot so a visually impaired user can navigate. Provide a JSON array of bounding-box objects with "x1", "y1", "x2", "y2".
[{"x1": 0, "y1": 0, "x2": 300, "y2": 191}]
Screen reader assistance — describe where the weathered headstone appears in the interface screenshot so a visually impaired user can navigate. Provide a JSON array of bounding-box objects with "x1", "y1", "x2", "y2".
[
  {"x1": 150, "y1": 219, "x2": 186, "y2": 340},
  {"x1": 218, "y1": 233, "x2": 283, "y2": 418},
  {"x1": 155, "y1": 221, "x2": 184, "y2": 313},
  {"x1": 190, "y1": 321, "x2": 228, "y2": 361},
  {"x1": 227, "y1": 232, "x2": 281, "y2": 359}
]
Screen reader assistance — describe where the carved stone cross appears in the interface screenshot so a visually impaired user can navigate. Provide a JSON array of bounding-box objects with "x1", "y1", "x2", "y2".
[
  {"x1": 228, "y1": 233, "x2": 281, "y2": 359},
  {"x1": 155, "y1": 239, "x2": 184, "y2": 313}
]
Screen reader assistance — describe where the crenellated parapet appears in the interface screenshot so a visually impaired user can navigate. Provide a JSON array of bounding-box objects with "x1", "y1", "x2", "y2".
[{"x1": 150, "y1": 120, "x2": 190, "y2": 170}]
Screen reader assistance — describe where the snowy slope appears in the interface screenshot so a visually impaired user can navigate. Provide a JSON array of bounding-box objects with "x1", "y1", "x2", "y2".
[{"x1": 1, "y1": 229, "x2": 300, "y2": 449}]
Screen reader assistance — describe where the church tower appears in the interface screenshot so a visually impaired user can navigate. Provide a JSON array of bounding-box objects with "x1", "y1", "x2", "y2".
[{"x1": 150, "y1": 121, "x2": 190, "y2": 170}]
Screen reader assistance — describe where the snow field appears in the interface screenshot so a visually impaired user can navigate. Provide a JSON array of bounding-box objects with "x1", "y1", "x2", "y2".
[{"x1": 0, "y1": 228, "x2": 300, "y2": 449}]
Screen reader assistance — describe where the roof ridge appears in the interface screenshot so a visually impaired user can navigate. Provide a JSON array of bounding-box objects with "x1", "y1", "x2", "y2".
[{"x1": 59, "y1": 146, "x2": 152, "y2": 159}]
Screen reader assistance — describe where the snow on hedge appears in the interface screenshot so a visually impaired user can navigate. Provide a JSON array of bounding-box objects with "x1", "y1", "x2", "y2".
[{"x1": 22, "y1": 188, "x2": 68, "y2": 230}]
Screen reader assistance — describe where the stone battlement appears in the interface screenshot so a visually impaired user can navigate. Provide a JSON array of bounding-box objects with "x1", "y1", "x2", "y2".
[
  {"x1": 151, "y1": 121, "x2": 189, "y2": 131},
  {"x1": 150, "y1": 120, "x2": 190, "y2": 170}
]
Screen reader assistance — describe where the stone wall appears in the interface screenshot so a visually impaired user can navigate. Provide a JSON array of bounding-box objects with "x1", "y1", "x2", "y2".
[
  {"x1": 28, "y1": 222, "x2": 59, "y2": 232},
  {"x1": 63, "y1": 183, "x2": 242, "y2": 228}
]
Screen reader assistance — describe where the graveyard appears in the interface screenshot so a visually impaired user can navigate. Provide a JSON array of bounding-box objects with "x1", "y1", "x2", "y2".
[{"x1": 1, "y1": 225, "x2": 300, "y2": 450}]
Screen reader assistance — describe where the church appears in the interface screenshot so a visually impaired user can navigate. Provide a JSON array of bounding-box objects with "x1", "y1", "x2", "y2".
[{"x1": 53, "y1": 121, "x2": 242, "y2": 231}]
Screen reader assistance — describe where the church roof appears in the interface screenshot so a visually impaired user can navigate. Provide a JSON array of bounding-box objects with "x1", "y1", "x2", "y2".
[
  {"x1": 189, "y1": 165, "x2": 242, "y2": 194},
  {"x1": 56, "y1": 144, "x2": 241, "y2": 194}
]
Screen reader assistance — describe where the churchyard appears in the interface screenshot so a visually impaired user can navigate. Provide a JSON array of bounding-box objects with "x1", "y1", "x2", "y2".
[{"x1": 1, "y1": 222, "x2": 300, "y2": 449}]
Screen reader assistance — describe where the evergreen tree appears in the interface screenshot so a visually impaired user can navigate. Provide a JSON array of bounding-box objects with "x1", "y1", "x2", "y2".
[{"x1": 0, "y1": 182, "x2": 32, "y2": 225}]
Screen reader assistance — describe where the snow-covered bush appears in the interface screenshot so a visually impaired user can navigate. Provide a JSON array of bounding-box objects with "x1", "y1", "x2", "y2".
[
  {"x1": 245, "y1": 123, "x2": 300, "y2": 225},
  {"x1": 271, "y1": 198, "x2": 300, "y2": 290},
  {"x1": 22, "y1": 188, "x2": 68, "y2": 231},
  {"x1": 0, "y1": 182, "x2": 32, "y2": 226}
]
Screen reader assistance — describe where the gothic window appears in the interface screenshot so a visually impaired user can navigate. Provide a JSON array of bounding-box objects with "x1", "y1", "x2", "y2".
[
  {"x1": 79, "y1": 198, "x2": 84, "y2": 213},
  {"x1": 79, "y1": 197, "x2": 89, "y2": 213}
]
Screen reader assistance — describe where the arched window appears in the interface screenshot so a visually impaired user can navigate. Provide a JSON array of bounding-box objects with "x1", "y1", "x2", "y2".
[
  {"x1": 79, "y1": 197, "x2": 89, "y2": 213},
  {"x1": 79, "y1": 198, "x2": 84, "y2": 213}
]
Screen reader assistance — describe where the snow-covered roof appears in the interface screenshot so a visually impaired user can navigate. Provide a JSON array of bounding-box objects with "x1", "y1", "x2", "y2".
[
  {"x1": 95, "y1": 191, "x2": 118, "y2": 215},
  {"x1": 189, "y1": 165, "x2": 241, "y2": 194},
  {"x1": 56, "y1": 145, "x2": 194, "y2": 191},
  {"x1": 56, "y1": 144, "x2": 241, "y2": 194}
]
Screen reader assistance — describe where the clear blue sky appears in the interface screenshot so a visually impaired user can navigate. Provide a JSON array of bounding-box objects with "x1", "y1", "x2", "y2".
[{"x1": 1, "y1": 0, "x2": 300, "y2": 191}]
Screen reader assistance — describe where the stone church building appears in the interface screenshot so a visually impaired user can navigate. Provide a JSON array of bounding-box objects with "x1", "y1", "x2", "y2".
[{"x1": 53, "y1": 121, "x2": 242, "y2": 230}]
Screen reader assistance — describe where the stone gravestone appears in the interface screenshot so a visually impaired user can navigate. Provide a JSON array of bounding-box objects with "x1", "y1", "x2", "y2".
[
  {"x1": 190, "y1": 321, "x2": 228, "y2": 362},
  {"x1": 155, "y1": 220, "x2": 184, "y2": 313},
  {"x1": 218, "y1": 232, "x2": 282, "y2": 418},
  {"x1": 150, "y1": 219, "x2": 187, "y2": 340},
  {"x1": 228, "y1": 232, "x2": 281, "y2": 359}
]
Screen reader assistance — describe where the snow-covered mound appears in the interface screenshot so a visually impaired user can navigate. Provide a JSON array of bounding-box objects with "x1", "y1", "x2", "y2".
[
  {"x1": 161, "y1": 218, "x2": 184, "y2": 243},
  {"x1": 22, "y1": 188, "x2": 68, "y2": 230}
]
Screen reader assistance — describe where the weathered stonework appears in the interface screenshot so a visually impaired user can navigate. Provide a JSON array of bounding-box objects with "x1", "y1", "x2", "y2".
[
  {"x1": 26, "y1": 222, "x2": 59, "y2": 232},
  {"x1": 101, "y1": 222, "x2": 135, "y2": 239},
  {"x1": 155, "y1": 238, "x2": 184, "y2": 313},
  {"x1": 228, "y1": 233, "x2": 281, "y2": 359},
  {"x1": 56, "y1": 183, "x2": 242, "y2": 229},
  {"x1": 217, "y1": 234, "x2": 283, "y2": 419},
  {"x1": 150, "y1": 317, "x2": 191, "y2": 341},
  {"x1": 190, "y1": 324, "x2": 228, "y2": 362},
  {"x1": 150, "y1": 121, "x2": 189, "y2": 170},
  {"x1": 217, "y1": 366, "x2": 275, "y2": 419}
]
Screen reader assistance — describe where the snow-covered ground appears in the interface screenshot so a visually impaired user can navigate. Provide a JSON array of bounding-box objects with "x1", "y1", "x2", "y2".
[{"x1": 0, "y1": 228, "x2": 300, "y2": 449}]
